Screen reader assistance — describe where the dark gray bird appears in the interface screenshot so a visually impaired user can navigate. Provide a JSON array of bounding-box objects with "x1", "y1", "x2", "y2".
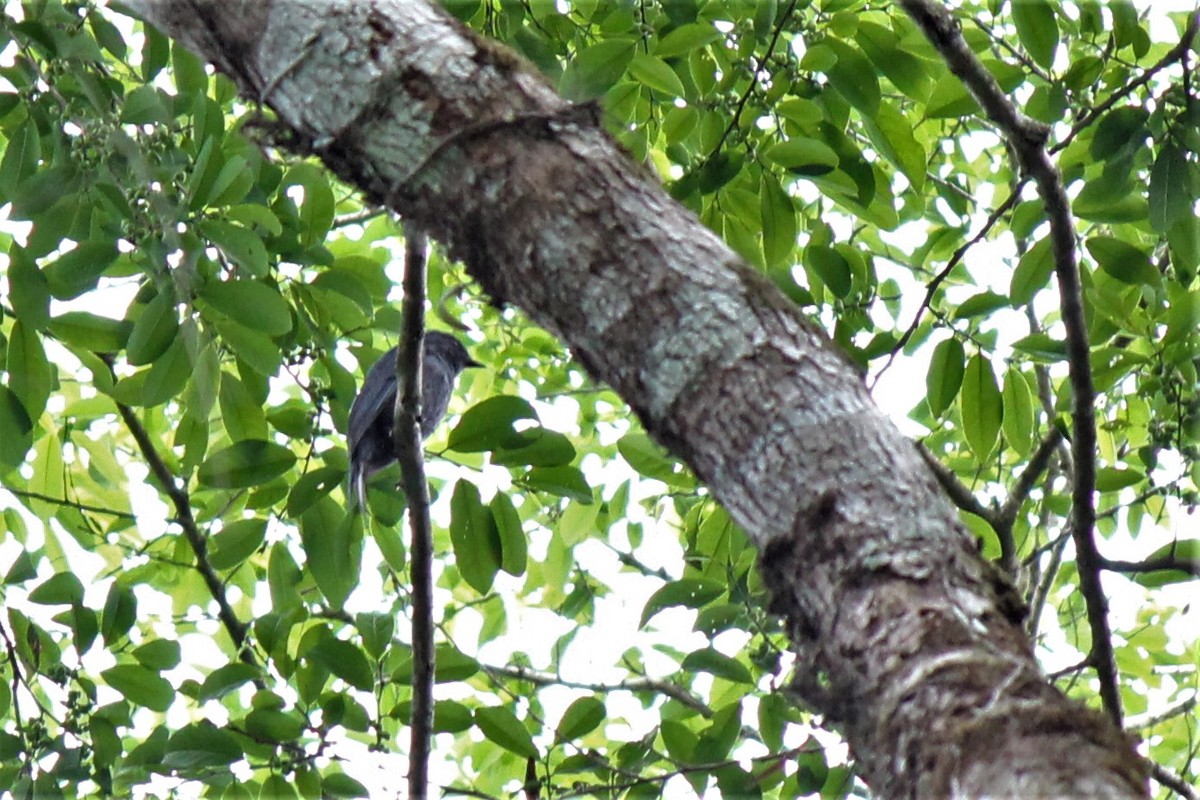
[{"x1": 347, "y1": 331, "x2": 481, "y2": 509}]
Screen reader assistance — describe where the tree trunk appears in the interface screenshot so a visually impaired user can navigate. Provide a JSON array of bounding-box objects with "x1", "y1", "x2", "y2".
[{"x1": 124, "y1": 1, "x2": 1148, "y2": 796}]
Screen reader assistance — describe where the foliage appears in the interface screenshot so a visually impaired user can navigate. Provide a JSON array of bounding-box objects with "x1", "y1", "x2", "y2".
[{"x1": 0, "y1": 0, "x2": 1196, "y2": 798}]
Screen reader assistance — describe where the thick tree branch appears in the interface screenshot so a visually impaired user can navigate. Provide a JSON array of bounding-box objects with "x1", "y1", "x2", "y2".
[
  {"x1": 115, "y1": 402, "x2": 258, "y2": 671},
  {"x1": 1149, "y1": 762, "x2": 1199, "y2": 800},
  {"x1": 898, "y1": 0, "x2": 1120, "y2": 728},
  {"x1": 393, "y1": 228, "x2": 434, "y2": 798}
]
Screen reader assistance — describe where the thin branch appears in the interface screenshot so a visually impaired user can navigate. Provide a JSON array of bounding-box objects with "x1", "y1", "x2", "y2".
[
  {"x1": 875, "y1": 189, "x2": 1021, "y2": 380},
  {"x1": 1126, "y1": 696, "x2": 1198, "y2": 732},
  {"x1": 1099, "y1": 554, "x2": 1200, "y2": 579},
  {"x1": 394, "y1": 227, "x2": 435, "y2": 799},
  {"x1": 916, "y1": 442, "x2": 995, "y2": 524},
  {"x1": 484, "y1": 662, "x2": 714, "y2": 719},
  {"x1": 114, "y1": 401, "x2": 260, "y2": 673},
  {"x1": 5, "y1": 487, "x2": 142, "y2": 521},
  {"x1": 994, "y1": 428, "x2": 1065, "y2": 576},
  {"x1": 899, "y1": 0, "x2": 1121, "y2": 726}
]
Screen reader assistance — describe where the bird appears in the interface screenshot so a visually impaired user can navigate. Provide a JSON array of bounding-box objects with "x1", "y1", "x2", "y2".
[{"x1": 346, "y1": 331, "x2": 481, "y2": 509}]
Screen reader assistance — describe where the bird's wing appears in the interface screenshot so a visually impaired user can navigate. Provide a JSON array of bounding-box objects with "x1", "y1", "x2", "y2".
[{"x1": 348, "y1": 347, "x2": 399, "y2": 451}]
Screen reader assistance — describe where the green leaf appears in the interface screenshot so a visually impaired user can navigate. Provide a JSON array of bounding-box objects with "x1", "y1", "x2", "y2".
[
  {"x1": 199, "y1": 279, "x2": 292, "y2": 336},
  {"x1": 306, "y1": 635, "x2": 374, "y2": 692},
  {"x1": 449, "y1": 481, "x2": 502, "y2": 593},
  {"x1": 219, "y1": 371, "x2": 268, "y2": 442},
  {"x1": 628, "y1": 53, "x2": 684, "y2": 97},
  {"x1": 490, "y1": 491, "x2": 527, "y2": 577},
  {"x1": 163, "y1": 721, "x2": 242, "y2": 769},
  {"x1": 0, "y1": 386, "x2": 33, "y2": 470},
  {"x1": 48, "y1": 312, "x2": 131, "y2": 353},
  {"x1": 855, "y1": 21, "x2": 932, "y2": 102},
  {"x1": 556, "y1": 696, "x2": 605, "y2": 741},
  {"x1": 28, "y1": 572, "x2": 84, "y2": 606},
  {"x1": 926, "y1": 337, "x2": 965, "y2": 418},
  {"x1": 142, "y1": 336, "x2": 193, "y2": 407},
  {"x1": 198, "y1": 663, "x2": 262, "y2": 701},
  {"x1": 1011, "y1": 333, "x2": 1068, "y2": 362},
  {"x1": 680, "y1": 648, "x2": 753, "y2": 684},
  {"x1": 640, "y1": 577, "x2": 725, "y2": 628},
  {"x1": 560, "y1": 39, "x2": 636, "y2": 101},
  {"x1": 198, "y1": 220, "x2": 269, "y2": 277},
  {"x1": 432, "y1": 700, "x2": 474, "y2": 733},
  {"x1": 1001, "y1": 369, "x2": 1034, "y2": 457},
  {"x1": 356, "y1": 612, "x2": 394, "y2": 661},
  {"x1": 1090, "y1": 106, "x2": 1147, "y2": 160},
  {"x1": 300, "y1": 497, "x2": 362, "y2": 611},
  {"x1": 1009, "y1": 237, "x2": 1054, "y2": 306},
  {"x1": 126, "y1": 288, "x2": 179, "y2": 366},
  {"x1": 475, "y1": 706, "x2": 538, "y2": 759},
  {"x1": 491, "y1": 428, "x2": 576, "y2": 467},
  {"x1": 101, "y1": 664, "x2": 174, "y2": 712},
  {"x1": 524, "y1": 465, "x2": 593, "y2": 504},
  {"x1": 806, "y1": 244, "x2": 852, "y2": 298},
  {"x1": 1011, "y1": 0, "x2": 1059, "y2": 70},
  {"x1": 447, "y1": 395, "x2": 537, "y2": 453},
  {"x1": 1086, "y1": 236, "x2": 1159, "y2": 287},
  {"x1": 823, "y1": 38, "x2": 881, "y2": 116},
  {"x1": 322, "y1": 773, "x2": 369, "y2": 799},
  {"x1": 653, "y1": 22, "x2": 720, "y2": 58},
  {"x1": 132, "y1": 639, "x2": 181, "y2": 670},
  {"x1": 7, "y1": 247, "x2": 50, "y2": 330},
  {"x1": 207, "y1": 314, "x2": 281, "y2": 376},
  {"x1": 960, "y1": 353, "x2": 1003, "y2": 462},
  {"x1": 286, "y1": 466, "x2": 344, "y2": 519},
  {"x1": 283, "y1": 164, "x2": 336, "y2": 247},
  {"x1": 760, "y1": 173, "x2": 797, "y2": 269},
  {"x1": 1095, "y1": 467, "x2": 1145, "y2": 492},
  {"x1": 763, "y1": 139, "x2": 839, "y2": 175},
  {"x1": 1149, "y1": 143, "x2": 1193, "y2": 233},
  {"x1": 616, "y1": 432, "x2": 691, "y2": 487},
  {"x1": 953, "y1": 291, "x2": 1010, "y2": 320},
  {"x1": 209, "y1": 517, "x2": 268, "y2": 570},
  {"x1": 42, "y1": 241, "x2": 119, "y2": 300},
  {"x1": 198, "y1": 440, "x2": 296, "y2": 489},
  {"x1": 6, "y1": 321, "x2": 51, "y2": 422}
]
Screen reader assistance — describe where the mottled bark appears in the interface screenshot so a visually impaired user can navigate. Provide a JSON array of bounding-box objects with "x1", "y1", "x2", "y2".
[{"x1": 124, "y1": 1, "x2": 1148, "y2": 796}]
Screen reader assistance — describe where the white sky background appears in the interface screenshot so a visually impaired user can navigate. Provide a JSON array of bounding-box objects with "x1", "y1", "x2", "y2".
[{"x1": 0, "y1": 1, "x2": 1197, "y2": 798}]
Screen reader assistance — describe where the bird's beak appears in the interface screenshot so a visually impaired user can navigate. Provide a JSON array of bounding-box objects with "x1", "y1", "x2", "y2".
[{"x1": 465, "y1": 357, "x2": 483, "y2": 369}]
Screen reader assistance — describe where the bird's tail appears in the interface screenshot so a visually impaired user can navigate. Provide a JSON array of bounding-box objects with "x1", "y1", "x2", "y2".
[{"x1": 348, "y1": 464, "x2": 367, "y2": 512}]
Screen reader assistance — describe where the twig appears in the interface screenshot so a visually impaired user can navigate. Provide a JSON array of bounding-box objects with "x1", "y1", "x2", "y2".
[
  {"x1": 5, "y1": 487, "x2": 142, "y2": 521},
  {"x1": 115, "y1": 402, "x2": 260, "y2": 673},
  {"x1": 899, "y1": 0, "x2": 1121, "y2": 727},
  {"x1": 994, "y1": 428, "x2": 1064, "y2": 573},
  {"x1": 394, "y1": 227, "x2": 435, "y2": 799},
  {"x1": 875, "y1": 189, "x2": 1021, "y2": 381},
  {"x1": 484, "y1": 662, "x2": 714, "y2": 719},
  {"x1": 1126, "y1": 696, "x2": 1197, "y2": 731}
]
